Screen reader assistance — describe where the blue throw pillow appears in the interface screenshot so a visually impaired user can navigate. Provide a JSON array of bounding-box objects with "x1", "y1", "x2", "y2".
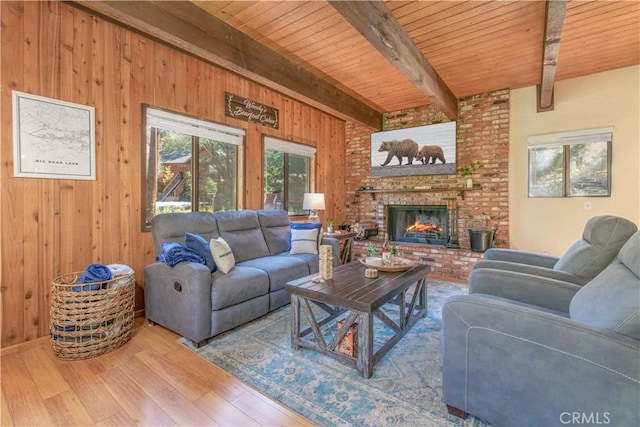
[
  {"x1": 185, "y1": 233, "x2": 217, "y2": 272},
  {"x1": 290, "y1": 222, "x2": 323, "y2": 249},
  {"x1": 291, "y1": 222, "x2": 323, "y2": 231}
]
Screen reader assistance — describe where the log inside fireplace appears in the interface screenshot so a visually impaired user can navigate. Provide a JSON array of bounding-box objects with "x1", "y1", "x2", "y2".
[{"x1": 387, "y1": 205, "x2": 450, "y2": 246}]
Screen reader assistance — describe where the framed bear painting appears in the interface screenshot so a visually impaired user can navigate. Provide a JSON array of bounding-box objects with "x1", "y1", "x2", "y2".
[{"x1": 370, "y1": 122, "x2": 457, "y2": 178}]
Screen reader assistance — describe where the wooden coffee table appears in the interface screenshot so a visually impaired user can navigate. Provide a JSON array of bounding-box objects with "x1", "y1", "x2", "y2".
[{"x1": 285, "y1": 260, "x2": 430, "y2": 378}]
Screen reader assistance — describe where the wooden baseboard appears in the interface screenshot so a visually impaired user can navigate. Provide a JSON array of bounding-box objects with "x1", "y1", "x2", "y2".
[
  {"x1": 2, "y1": 310, "x2": 146, "y2": 357},
  {"x1": 1, "y1": 335, "x2": 50, "y2": 357}
]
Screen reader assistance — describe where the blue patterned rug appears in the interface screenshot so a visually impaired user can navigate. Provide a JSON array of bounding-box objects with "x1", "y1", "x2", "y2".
[{"x1": 179, "y1": 280, "x2": 488, "y2": 426}]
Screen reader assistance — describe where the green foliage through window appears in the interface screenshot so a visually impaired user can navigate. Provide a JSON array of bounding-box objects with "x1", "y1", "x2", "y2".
[
  {"x1": 263, "y1": 137, "x2": 314, "y2": 215},
  {"x1": 528, "y1": 131, "x2": 611, "y2": 198},
  {"x1": 143, "y1": 107, "x2": 244, "y2": 227}
]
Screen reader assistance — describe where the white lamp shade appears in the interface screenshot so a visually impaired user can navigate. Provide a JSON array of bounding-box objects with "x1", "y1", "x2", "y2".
[{"x1": 302, "y1": 193, "x2": 325, "y2": 210}]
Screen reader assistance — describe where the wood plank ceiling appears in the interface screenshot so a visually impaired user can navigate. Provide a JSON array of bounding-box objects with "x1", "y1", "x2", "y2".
[
  {"x1": 76, "y1": 0, "x2": 639, "y2": 125},
  {"x1": 192, "y1": 0, "x2": 639, "y2": 116}
]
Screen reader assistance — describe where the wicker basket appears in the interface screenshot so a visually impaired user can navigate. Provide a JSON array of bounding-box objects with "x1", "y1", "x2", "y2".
[{"x1": 50, "y1": 270, "x2": 135, "y2": 360}]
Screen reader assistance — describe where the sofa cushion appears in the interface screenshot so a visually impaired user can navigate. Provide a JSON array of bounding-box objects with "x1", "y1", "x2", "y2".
[
  {"x1": 569, "y1": 232, "x2": 640, "y2": 339},
  {"x1": 211, "y1": 237, "x2": 235, "y2": 274},
  {"x1": 619, "y1": 231, "x2": 640, "y2": 278},
  {"x1": 185, "y1": 233, "x2": 217, "y2": 272},
  {"x1": 210, "y1": 267, "x2": 269, "y2": 310},
  {"x1": 290, "y1": 228, "x2": 320, "y2": 254},
  {"x1": 237, "y1": 256, "x2": 309, "y2": 292},
  {"x1": 257, "y1": 209, "x2": 291, "y2": 255},
  {"x1": 151, "y1": 212, "x2": 219, "y2": 257},
  {"x1": 554, "y1": 215, "x2": 637, "y2": 280},
  {"x1": 279, "y1": 251, "x2": 319, "y2": 273},
  {"x1": 215, "y1": 210, "x2": 270, "y2": 262}
]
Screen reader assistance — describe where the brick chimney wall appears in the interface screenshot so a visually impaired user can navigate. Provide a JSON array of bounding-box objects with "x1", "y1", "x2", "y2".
[{"x1": 344, "y1": 89, "x2": 510, "y2": 282}]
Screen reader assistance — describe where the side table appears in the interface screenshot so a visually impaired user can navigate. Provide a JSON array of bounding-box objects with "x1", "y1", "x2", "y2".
[{"x1": 323, "y1": 231, "x2": 357, "y2": 264}]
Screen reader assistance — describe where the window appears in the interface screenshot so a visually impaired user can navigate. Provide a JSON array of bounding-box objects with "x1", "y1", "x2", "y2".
[
  {"x1": 528, "y1": 128, "x2": 612, "y2": 198},
  {"x1": 143, "y1": 107, "x2": 245, "y2": 228},
  {"x1": 263, "y1": 136, "x2": 316, "y2": 215}
]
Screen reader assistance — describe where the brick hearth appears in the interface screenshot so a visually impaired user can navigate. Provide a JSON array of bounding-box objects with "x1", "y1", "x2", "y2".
[
  {"x1": 343, "y1": 90, "x2": 510, "y2": 282},
  {"x1": 352, "y1": 240, "x2": 484, "y2": 282}
]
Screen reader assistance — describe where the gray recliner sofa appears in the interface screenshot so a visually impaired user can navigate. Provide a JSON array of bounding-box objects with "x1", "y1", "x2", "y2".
[
  {"x1": 442, "y1": 231, "x2": 640, "y2": 426},
  {"x1": 472, "y1": 215, "x2": 637, "y2": 286},
  {"x1": 144, "y1": 209, "x2": 339, "y2": 346}
]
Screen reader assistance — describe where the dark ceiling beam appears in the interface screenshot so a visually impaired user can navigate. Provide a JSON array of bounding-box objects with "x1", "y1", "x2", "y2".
[
  {"x1": 328, "y1": 0, "x2": 458, "y2": 120},
  {"x1": 71, "y1": 0, "x2": 382, "y2": 129},
  {"x1": 537, "y1": 0, "x2": 567, "y2": 112}
]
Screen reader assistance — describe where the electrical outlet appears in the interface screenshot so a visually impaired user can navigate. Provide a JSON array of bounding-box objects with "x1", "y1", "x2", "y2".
[{"x1": 584, "y1": 202, "x2": 592, "y2": 211}]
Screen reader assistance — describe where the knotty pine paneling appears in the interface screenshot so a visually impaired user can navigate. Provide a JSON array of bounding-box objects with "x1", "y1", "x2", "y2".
[{"x1": 0, "y1": 0, "x2": 346, "y2": 347}]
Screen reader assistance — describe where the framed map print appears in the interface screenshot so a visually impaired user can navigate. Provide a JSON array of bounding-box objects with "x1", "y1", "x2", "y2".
[{"x1": 13, "y1": 91, "x2": 96, "y2": 180}]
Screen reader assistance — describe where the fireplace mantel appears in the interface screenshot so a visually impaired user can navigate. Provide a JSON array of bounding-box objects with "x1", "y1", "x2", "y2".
[{"x1": 355, "y1": 185, "x2": 480, "y2": 200}]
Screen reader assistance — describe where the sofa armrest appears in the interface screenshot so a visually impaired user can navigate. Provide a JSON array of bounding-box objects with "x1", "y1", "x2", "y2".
[
  {"x1": 483, "y1": 248, "x2": 559, "y2": 268},
  {"x1": 320, "y1": 236, "x2": 341, "y2": 266},
  {"x1": 442, "y1": 294, "x2": 640, "y2": 427},
  {"x1": 144, "y1": 261, "x2": 213, "y2": 344},
  {"x1": 472, "y1": 260, "x2": 590, "y2": 285},
  {"x1": 468, "y1": 268, "x2": 582, "y2": 312}
]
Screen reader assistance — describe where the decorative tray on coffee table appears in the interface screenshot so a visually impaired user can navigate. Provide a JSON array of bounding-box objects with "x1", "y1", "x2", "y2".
[{"x1": 359, "y1": 256, "x2": 414, "y2": 272}]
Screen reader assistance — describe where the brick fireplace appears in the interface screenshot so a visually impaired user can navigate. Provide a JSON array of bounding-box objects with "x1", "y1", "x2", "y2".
[{"x1": 343, "y1": 90, "x2": 510, "y2": 281}]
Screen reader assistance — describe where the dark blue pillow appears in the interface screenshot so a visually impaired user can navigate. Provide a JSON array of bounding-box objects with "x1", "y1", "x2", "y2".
[
  {"x1": 291, "y1": 222, "x2": 323, "y2": 230},
  {"x1": 290, "y1": 222, "x2": 323, "y2": 248},
  {"x1": 185, "y1": 233, "x2": 217, "y2": 272}
]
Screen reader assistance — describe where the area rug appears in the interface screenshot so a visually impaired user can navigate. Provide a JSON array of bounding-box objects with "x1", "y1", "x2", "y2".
[{"x1": 179, "y1": 280, "x2": 488, "y2": 426}]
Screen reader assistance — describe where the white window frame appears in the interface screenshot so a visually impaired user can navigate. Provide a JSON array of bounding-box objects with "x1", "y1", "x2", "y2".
[
  {"x1": 146, "y1": 107, "x2": 245, "y2": 145},
  {"x1": 527, "y1": 127, "x2": 612, "y2": 198},
  {"x1": 263, "y1": 136, "x2": 316, "y2": 215},
  {"x1": 143, "y1": 106, "x2": 245, "y2": 228}
]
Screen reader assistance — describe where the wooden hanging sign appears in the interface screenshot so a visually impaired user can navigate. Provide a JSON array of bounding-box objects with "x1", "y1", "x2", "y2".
[{"x1": 225, "y1": 92, "x2": 279, "y2": 129}]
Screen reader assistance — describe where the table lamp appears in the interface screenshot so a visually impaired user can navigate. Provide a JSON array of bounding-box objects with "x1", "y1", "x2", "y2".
[{"x1": 302, "y1": 192, "x2": 325, "y2": 223}]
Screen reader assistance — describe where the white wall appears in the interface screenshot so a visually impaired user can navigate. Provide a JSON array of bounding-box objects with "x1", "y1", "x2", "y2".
[{"x1": 509, "y1": 65, "x2": 640, "y2": 255}]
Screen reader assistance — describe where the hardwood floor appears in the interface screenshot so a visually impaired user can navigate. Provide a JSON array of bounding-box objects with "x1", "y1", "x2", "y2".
[{"x1": 1, "y1": 318, "x2": 312, "y2": 426}]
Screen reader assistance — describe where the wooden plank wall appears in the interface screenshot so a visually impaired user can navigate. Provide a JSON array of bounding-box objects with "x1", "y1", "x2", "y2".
[{"x1": 0, "y1": 0, "x2": 347, "y2": 348}]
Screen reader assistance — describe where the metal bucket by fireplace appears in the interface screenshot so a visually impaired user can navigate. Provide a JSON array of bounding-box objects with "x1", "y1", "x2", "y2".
[{"x1": 468, "y1": 226, "x2": 497, "y2": 252}]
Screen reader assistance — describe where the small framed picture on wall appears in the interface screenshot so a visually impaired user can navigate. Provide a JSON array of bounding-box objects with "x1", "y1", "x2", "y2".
[{"x1": 13, "y1": 91, "x2": 96, "y2": 180}]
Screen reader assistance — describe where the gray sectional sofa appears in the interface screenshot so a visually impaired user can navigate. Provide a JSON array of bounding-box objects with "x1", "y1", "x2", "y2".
[{"x1": 144, "y1": 209, "x2": 339, "y2": 346}]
